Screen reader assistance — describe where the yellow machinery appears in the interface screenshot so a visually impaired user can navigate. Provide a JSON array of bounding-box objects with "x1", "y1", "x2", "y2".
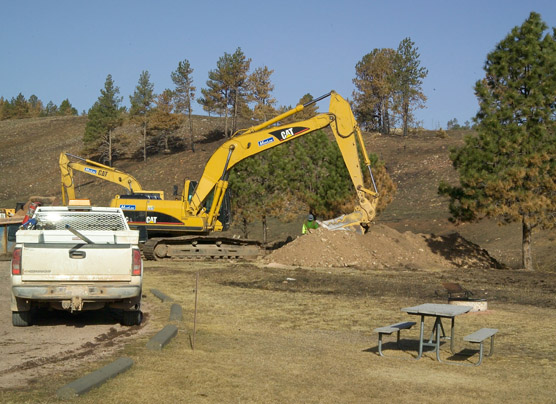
[
  {"x1": 105, "y1": 91, "x2": 379, "y2": 260},
  {"x1": 59, "y1": 153, "x2": 165, "y2": 205}
]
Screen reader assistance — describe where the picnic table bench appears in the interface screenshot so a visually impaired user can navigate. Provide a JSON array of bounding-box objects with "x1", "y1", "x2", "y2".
[
  {"x1": 462, "y1": 328, "x2": 498, "y2": 366},
  {"x1": 373, "y1": 321, "x2": 416, "y2": 356}
]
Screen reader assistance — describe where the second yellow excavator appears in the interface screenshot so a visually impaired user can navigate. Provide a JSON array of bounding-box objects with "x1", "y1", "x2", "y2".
[
  {"x1": 60, "y1": 153, "x2": 165, "y2": 204},
  {"x1": 61, "y1": 91, "x2": 379, "y2": 260}
]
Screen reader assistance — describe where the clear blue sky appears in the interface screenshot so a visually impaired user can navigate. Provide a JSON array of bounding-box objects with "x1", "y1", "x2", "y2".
[{"x1": 1, "y1": 0, "x2": 555, "y2": 129}]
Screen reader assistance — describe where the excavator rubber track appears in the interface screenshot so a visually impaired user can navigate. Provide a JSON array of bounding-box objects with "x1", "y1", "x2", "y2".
[{"x1": 142, "y1": 235, "x2": 263, "y2": 260}]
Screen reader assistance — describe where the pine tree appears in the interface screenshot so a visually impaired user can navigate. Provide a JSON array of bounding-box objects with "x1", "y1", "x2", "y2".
[
  {"x1": 28, "y1": 95, "x2": 43, "y2": 117},
  {"x1": 12, "y1": 93, "x2": 29, "y2": 119},
  {"x1": 58, "y1": 99, "x2": 77, "y2": 116},
  {"x1": 129, "y1": 70, "x2": 155, "y2": 161},
  {"x1": 248, "y1": 66, "x2": 276, "y2": 122},
  {"x1": 439, "y1": 12, "x2": 556, "y2": 270},
  {"x1": 171, "y1": 59, "x2": 196, "y2": 151},
  {"x1": 83, "y1": 74, "x2": 124, "y2": 165},
  {"x1": 392, "y1": 38, "x2": 428, "y2": 136},
  {"x1": 353, "y1": 48, "x2": 396, "y2": 133},
  {"x1": 45, "y1": 101, "x2": 58, "y2": 116},
  {"x1": 149, "y1": 89, "x2": 181, "y2": 153},
  {"x1": 201, "y1": 48, "x2": 251, "y2": 137}
]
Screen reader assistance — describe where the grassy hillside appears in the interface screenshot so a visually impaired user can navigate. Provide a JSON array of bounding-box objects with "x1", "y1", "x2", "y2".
[{"x1": 1, "y1": 116, "x2": 554, "y2": 271}]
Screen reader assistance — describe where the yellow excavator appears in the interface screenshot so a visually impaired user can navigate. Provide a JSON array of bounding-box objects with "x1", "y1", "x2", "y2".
[
  {"x1": 61, "y1": 91, "x2": 379, "y2": 260},
  {"x1": 59, "y1": 153, "x2": 165, "y2": 204}
]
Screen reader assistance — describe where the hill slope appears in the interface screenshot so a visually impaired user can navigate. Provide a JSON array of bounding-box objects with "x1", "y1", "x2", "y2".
[{"x1": 1, "y1": 116, "x2": 554, "y2": 270}]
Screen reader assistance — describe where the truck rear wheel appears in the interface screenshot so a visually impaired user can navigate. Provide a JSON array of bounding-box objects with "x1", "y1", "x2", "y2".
[
  {"x1": 122, "y1": 310, "x2": 143, "y2": 326},
  {"x1": 12, "y1": 311, "x2": 32, "y2": 327}
]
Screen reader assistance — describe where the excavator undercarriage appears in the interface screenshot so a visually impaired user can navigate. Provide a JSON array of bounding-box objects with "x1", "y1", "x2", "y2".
[{"x1": 142, "y1": 236, "x2": 262, "y2": 260}]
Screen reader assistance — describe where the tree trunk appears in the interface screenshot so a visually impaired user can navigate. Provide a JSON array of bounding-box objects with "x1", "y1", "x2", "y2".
[
  {"x1": 262, "y1": 215, "x2": 268, "y2": 245},
  {"x1": 142, "y1": 121, "x2": 147, "y2": 162},
  {"x1": 188, "y1": 109, "x2": 195, "y2": 152},
  {"x1": 241, "y1": 218, "x2": 249, "y2": 239},
  {"x1": 232, "y1": 90, "x2": 238, "y2": 135},
  {"x1": 224, "y1": 107, "x2": 229, "y2": 138},
  {"x1": 108, "y1": 129, "x2": 112, "y2": 167},
  {"x1": 522, "y1": 217, "x2": 534, "y2": 270},
  {"x1": 402, "y1": 102, "x2": 409, "y2": 137}
]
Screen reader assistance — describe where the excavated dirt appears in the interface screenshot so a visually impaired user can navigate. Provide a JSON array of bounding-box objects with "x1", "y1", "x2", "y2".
[{"x1": 265, "y1": 224, "x2": 502, "y2": 270}]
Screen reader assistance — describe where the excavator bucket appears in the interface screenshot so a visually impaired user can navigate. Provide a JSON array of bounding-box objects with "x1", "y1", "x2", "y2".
[{"x1": 317, "y1": 210, "x2": 368, "y2": 235}]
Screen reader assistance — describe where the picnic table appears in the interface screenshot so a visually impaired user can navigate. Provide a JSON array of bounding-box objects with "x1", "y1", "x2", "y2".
[{"x1": 401, "y1": 303, "x2": 472, "y2": 361}]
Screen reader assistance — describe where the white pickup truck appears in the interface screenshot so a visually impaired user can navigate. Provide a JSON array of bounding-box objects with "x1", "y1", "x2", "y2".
[{"x1": 10, "y1": 203, "x2": 143, "y2": 327}]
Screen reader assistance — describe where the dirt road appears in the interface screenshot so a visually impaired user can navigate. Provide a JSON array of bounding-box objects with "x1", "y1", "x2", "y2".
[{"x1": 0, "y1": 261, "x2": 152, "y2": 389}]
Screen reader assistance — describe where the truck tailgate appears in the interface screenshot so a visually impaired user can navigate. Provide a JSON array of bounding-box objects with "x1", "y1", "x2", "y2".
[{"x1": 21, "y1": 243, "x2": 134, "y2": 282}]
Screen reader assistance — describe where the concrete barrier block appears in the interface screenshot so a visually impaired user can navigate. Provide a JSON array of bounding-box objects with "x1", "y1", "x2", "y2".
[
  {"x1": 56, "y1": 357, "x2": 133, "y2": 399},
  {"x1": 150, "y1": 288, "x2": 173, "y2": 302},
  {"x1": 169, "y1": 303, "x2": 183, "y2": 322},
  {"x1": 146, "y1": 324, "x2": 178, "y2": 351}
]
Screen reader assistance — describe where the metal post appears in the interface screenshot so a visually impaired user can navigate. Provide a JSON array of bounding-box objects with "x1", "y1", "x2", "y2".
[{"x1": 192, "y1": 271, "x2": 199, "y2": 351}]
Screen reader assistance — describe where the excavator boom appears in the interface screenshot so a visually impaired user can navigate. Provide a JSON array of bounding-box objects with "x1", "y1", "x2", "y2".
[
  {"x1": 187, "y1": 91, "x2": 378, "y2": 233},
  {"x1": 59, "y1": 153, "x2": 164, "y2": 205}
]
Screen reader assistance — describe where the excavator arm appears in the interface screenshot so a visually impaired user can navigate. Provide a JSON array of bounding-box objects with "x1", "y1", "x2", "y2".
[
  {"x1": 59, "y1": 153, "x2": 163, "y2": 205},
  {"x1": 188, "y1": 91, "x2": 378, "y2": 233}
]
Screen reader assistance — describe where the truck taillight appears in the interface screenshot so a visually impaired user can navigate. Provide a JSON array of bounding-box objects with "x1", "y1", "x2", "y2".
[
  {"x1": 132, "y1": 249, "x2": 142, "y2": 276},
  {"x1": 11, "y1": 247, "x2": 22, "y2": 275}
]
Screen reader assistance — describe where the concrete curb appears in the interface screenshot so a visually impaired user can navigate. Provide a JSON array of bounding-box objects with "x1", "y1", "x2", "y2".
[
  {"x1": 56, "y1": 357, "x2": 133, "y2": 400},
  {"x1": 169, "y1": 303, "x2": 183, "y2": 322},
  {"x1": 150, "y1": 288, "x2": 173, "y2": 302},
  {"x1": 146, "y1": 324, "x2": 178, "y2": 351}
]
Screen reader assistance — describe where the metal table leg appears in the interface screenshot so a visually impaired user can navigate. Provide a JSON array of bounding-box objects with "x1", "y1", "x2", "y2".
[
  {"x1": 435, "y1": 319, "x2": 442, "y2": 361},
  {"x1": 450, "y1": 317, "x2": 456, "y2": 353},
  {"x1": 416, "y1": 314, "x2": 425, "y2": 359}
]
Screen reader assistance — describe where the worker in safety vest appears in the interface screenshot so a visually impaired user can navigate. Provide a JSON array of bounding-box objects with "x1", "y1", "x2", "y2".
[{"x1": 302, "y1": 214, "x2": 319, "y2": 234}]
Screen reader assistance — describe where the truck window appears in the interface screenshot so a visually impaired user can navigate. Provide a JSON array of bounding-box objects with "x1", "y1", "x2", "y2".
[{"x1": 35, "y1": 211, "x2": 128, "y2": 231}]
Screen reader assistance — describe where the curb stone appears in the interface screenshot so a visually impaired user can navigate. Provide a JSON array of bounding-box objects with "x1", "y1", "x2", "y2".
[
  {"x1": 146, "y1": 324, "x2": 178, "y2": 350},
  {"x1": 150, "y1": 288, "x2": 174, "y2": 302},
  {"x1": 56, "y1": 357, "x2": 133, "y2": 400},
  {"x1": 169, "y1": 303, "x2": 183, "y2": 321}
]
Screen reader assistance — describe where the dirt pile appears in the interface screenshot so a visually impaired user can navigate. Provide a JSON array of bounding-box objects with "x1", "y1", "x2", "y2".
[{"x1": 265, "y1": 224, "x2": 502, "y2": 270}]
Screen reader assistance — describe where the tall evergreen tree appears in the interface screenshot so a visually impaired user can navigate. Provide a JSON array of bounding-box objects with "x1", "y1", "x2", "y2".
[
  {"x1": 28, "y1": 95, "x2": 43, "y2": 117},
  {"x1": 228, "y1": 48, "x2": 251, "y2": 133},
  {"x1": 12, "y1": 93, "x2": 29, "y2": 119},
  {"x1": 58, "y1": 99, "x2": 77, "y2": 116},
  {"x1": 201, "y1": 48, "x2": 251, "y2": 137},
  {"x1": 248, "y1": 66, "x2": 276, "y2": 122},
  {"x1": 45, "y1": 101, "x2": 58, "y2": 116},
  {"x1": 392, "y1": 38, "x2": 428, "y2": 136},
  {"x1": 149, "y1": 89, "x2": 181, "y2": 153},
  {"x1": 83, "y1": 74, "x2": 124, "y2": 165},
  {"x1": 171, "y1": 59, "x2": 196, "y2": 151},
  {"x1": 129, "y1": 70, "x2": 155, "y2": 162},
  {"x1": 353, "y1": 48, "x2": 396, "y2": 133},
  {"x1": 439, "y1": 12, "x2": 556, "y2": 270}
]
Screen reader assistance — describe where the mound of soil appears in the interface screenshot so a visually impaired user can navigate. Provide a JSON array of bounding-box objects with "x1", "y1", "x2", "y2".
[{"x1": 265, "y1": 224, "x2": 502, "y2": 270}]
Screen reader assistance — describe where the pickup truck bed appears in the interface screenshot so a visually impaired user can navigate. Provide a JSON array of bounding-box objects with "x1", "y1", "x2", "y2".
[{"x1": 10, "y1": 205, "x2": 143, "y2": 326}]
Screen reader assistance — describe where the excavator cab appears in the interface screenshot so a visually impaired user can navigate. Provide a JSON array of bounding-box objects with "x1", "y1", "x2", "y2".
[{"x1": 183, "y1": 180, "x2": 231, "y2": 231}]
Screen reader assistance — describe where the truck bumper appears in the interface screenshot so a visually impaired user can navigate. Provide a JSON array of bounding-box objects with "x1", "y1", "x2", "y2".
[
  {"x1": 12, "y1": 284, "x2": 141, "y2": 311},
  {"x1": 13, "y1": 284, "x2": 141, "y2": 300}
]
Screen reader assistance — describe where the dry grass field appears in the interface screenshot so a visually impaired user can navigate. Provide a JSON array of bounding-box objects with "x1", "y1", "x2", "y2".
[
  {"x1": 2, "y1": 261, "x2": 555, "y2": 403},
  {"x1": 1, "y1": 115, "x2": 555, "y2": 403}
]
